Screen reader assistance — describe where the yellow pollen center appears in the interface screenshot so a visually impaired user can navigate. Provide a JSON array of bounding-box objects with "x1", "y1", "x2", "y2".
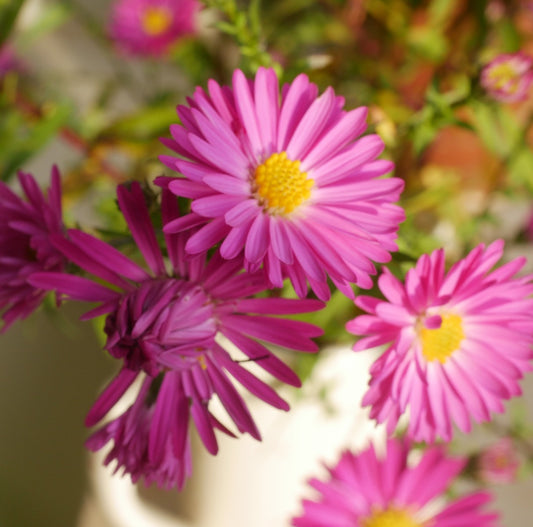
[
  {"x1": 253, "y1": 151, "x2": 314, "y2": 215},
  {"x1": 141, "y1": 7, "x2": 173, "y2": 36},
  {"x1": 420, "y1": 313, "x2": 464, "y2": 363},
  {"x1": 362, "y1": 507, "x2": 422, "y2": 527},
  {"x1": 488, "y1": 63, "x2": 520, "y2": 93}
]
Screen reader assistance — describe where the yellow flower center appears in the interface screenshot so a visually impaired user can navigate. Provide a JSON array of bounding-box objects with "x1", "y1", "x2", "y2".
[
  {"x1": 487, "y1": 63, "x2": 520, "y2": 93},
  {"x1": 141, "y1": 6, "x2": 173, "y2": 36},
  {"x1": 362, "y1": 507, "x2": 422, "y2": 527},
  {"x1": 420, "y1": 313, "x2": 464, "y2": 363},
  {"x1": 253, "y1": 151, "x2": 314, "y2": 215}
]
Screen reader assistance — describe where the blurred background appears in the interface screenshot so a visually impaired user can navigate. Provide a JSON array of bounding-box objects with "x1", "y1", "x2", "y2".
[{"x1": 2, "y1": 0, "x2": 533, "y2": 525}]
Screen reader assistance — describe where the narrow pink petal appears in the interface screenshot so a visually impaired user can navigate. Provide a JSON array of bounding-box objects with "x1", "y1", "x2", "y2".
[
  {"x1": 221, "y1": 327, "x2": 301, "y2": 386},
  {"x1": 234, "y1": 297, "x2": 323, "y2": 314},
  {"x1": 219, "y1": 224, "x2": 249, "y2": 259},
  {"x1": 85, "y1": 368, "x2": 138, "y2": 426},
  {"x1": 192, "y1": 194, "x2": 242, "y2": 217},
  {"x1": 245, "y1": 212, "x2": 270, "y2": 264},
  {"x1": 191, "y1": 401, "x2": 218, "y2": 454},
  {"x1": 286, "y1": 87, "x2": 336, "y2": 161},
  {"x1": 163, "y1": 212, "x2": 206, "y2": 234},
  {"x1": 203, "y1": 174, "x2": 250, "y2": 194},
  {"x1": 28, "y1": 272, "x2": 119, "y2": 302},
  {"x1": 232, "y1": 69, "x2": 263, "y2": 157},
  {"x1": 254, "y1": 67, "x2": 279, "y2": 152},
  {"x1": 185, "y1": 217, "x2": 229, "y2": 254},
  {"x1": 149, "y1": 374, "x2": 175, "y2": 464},
  {"x1": 225, "y1": 199, "x2": 260, "y2": 227},
  {"x1": 206, "y1": 352, "x2": 261, "y2": 439},
  {"x1": 302, "y1": 106, "x2": 368, "y2": 169},
  {"x1": 188, "y1": 134, "x2": 248, "y2": 178},
  {"x1": 67, "y1": 230, "x2": 149, "y2": 283},
  {"x1": 269, "y1": 218, "x2": 293, "y2": 264},
  {"x1": 277, "y1": 73, "x2": 316, "y2": 150},
  {"x1": 223, "y1": 314, "x2": 321, "y2": 350},
  {"x1": 117, "y1": 183, "x2": 166, "y2": 276},
  {"x1": 215, "y1": 348, "x2": 289, "y2": 410}
]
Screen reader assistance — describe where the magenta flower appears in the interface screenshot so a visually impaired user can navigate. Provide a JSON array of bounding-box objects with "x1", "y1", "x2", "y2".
[
  {"x1": 158, "y1": 67, "x2": 404, "y2": 300},
  {"x1": 30, "y1": 182, "x2": 323, "y2": 489},
  {"x1": 109, "y1": 0, "x2": 200, "y2": 57},
  {"x1": 478, "y1": 438, "x2": 520, "y2": 484},
  {"x1": 0, "y1": 167, "x2": 66, "y2": 331},
  {"x1": 0, "y1": 44, "x2": 22, "y2": 77},
  {"x1": 347, "y1": 240, "x2": 533, "y2": 442},
  {"x1": 481, "y1": 52, "x2": 533, "y2": 103},
  {"x1": 292, "y1": 439, "x2": 499, "y2": 527}
]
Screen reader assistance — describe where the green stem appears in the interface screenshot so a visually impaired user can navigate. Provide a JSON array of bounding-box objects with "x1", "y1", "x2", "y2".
[{"x1": 203, "y1": 0, "x2": 278, "y2": 74}]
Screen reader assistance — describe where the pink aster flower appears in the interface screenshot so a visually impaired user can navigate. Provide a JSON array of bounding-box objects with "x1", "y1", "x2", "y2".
[
  {"x1": 30, "y1": 182, "x2": 323, "y2": 489},
  {"x1": 478, "y1": 438, "x2": 520, "y2": 484},
  {"x1": 0, "y1": 166, "x2": 66, "y2": 331},
  {"x1": 292, "y1": 439, "x2": 499, "y2": 527},
  {"x1": 346, "y1": 240, "x2": 533, "y2": 443},
  {"x1": 109, "y1": 0, "x2": 200, "y2": 57},
  {"x1": 481, "y1": 52, "x2": 533, "y2": 103},
  {"x1": 158, "y1": 67, "x2": 404, "y2": 300}
]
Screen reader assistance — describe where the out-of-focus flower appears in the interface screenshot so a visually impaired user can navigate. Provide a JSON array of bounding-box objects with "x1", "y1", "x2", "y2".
[
  {"x1": 158, "y1": 67, "x2": 404, "y2": 300},
  {"x1": 0, "y1": 45, "x2": 22, "y2": 77},
  {"x1": 478, "y1": 438, "x2": 520, "y2": 484},
  {"x1": 30, "y1": 182, "x2": 323, "y2": 489},
  {"x1": 481, "y1": 52, "x2": 533, "y2": 103},
  {"x1": 109, "y1": 0, "x2": 200, "y2": 57},
  {"x1": 0, "y1": 167, "x2": 66, "y2": 331},
  {"x1": 292, "y1": 439, "x2": 499, "y2": 527},
  {"x1": 347, "y1": 240, "x2": 533, "y2": 442}
]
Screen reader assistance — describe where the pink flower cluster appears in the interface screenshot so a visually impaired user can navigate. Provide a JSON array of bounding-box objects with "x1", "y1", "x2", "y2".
[{"x1": 3, "y1": 65, "x2": 532, "y2": 522}]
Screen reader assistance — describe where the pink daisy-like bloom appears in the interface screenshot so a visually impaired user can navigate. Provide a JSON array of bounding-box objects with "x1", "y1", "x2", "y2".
[
  {"x1": 30, "y1": 182, "x2": 323, "y2": 489},
  {"x1": 158, "y1": 67, "x2": 405, "y2": 300},
  {"x1": 109, "y1": 0, "x2": 200, "y2": 57},
  {"x1": 292, "y1": 439, "x2": 499, "y2": 527},
  {"x1": 478, "y1": 438, "x2": 520, "y2": 484},
  {"x1": 0, "y1": 166, "x2": 66, "y2": 331},
  {"x1": 346, "y1": 240, "x2": 533, "y2": 443},
  {"x1": 481, "y1": 52, "x2": 533, "y2": 103}
]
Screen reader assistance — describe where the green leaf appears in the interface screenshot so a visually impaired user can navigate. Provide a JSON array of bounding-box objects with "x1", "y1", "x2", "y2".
[
  {"x1": 508, "y1": 148, "x2": 533, "y2": 192},
  {"x1": 471, "y1": 101, "x2": 508, "y2": 157},
  {"x1": 0, "y1": 100, "x2": 72, "y2": 181},
  {"x1": 0, "y1": 0, "x2": 25, "y2": 45},
  {"x1": 100, "y1": 104, "x2": 178, "y2": 142}
]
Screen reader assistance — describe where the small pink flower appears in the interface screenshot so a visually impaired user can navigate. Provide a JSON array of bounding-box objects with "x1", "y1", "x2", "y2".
[
  {"x1": 347, "y1": 240, "x2": 533, "y2": 443},
  {"x1": 481, "y1": 52, "x2": 533, "y2": 103},
  {"x1": 292, "y1": 439, "x2": 499, "y2": 527},
  {"x1": 159, "y1": 67, "x2": 404, "y2": 300},
  {"x1": 30, "y1": 182, "x2": 324, "y2": 489},
  {"x1": 0, "y1": 167, "x2": 66, "y2": 330},
  {"x1": 109, "y1": 0, "x2": 200, "y2": 57},
  {"x1": 478, "y1": 438, "x2": 520, "y2": 484}
]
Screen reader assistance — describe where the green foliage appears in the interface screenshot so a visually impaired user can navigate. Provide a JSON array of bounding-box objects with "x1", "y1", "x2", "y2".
[
  {"x1": 0, "y1": 0, "x2": 24, "y2": 46},
  {"x1": 0, "y1": 95, "x2": 71, "y2": 181}
]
